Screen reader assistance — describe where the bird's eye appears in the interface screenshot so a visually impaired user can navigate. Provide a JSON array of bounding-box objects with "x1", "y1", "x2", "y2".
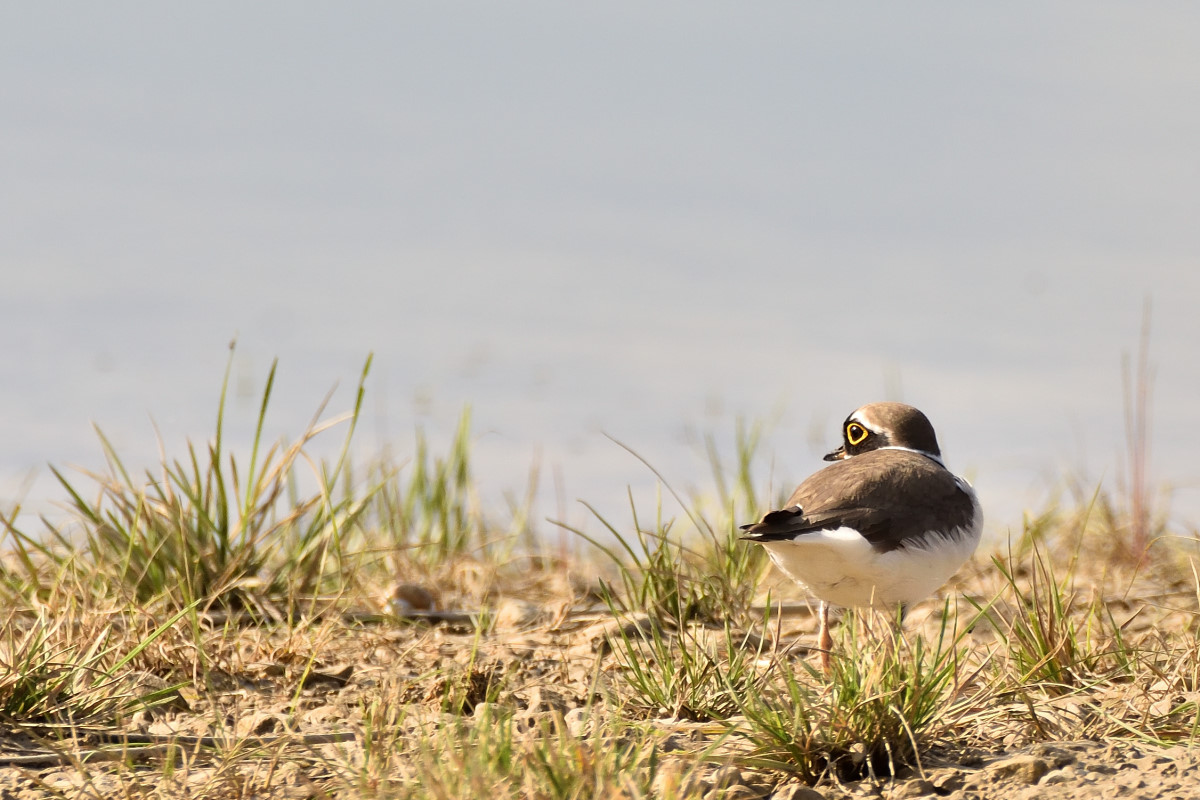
[{"x1": 846, "y1": 423, "x2": 869, "y2": 445}]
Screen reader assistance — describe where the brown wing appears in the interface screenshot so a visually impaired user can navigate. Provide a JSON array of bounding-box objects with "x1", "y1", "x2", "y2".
[{"x1": 740, "y1": 450, "x2": 975, "y2": 553}]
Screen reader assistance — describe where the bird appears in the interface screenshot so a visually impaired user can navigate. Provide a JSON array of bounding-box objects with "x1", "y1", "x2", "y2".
[{"x1": 740, "y1": 402, "x2": 982, "y2": 668}]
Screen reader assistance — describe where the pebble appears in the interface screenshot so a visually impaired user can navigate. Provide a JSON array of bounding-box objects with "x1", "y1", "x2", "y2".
[
  {"x1": 521, "y1": 685, "x2": 570, "y2": 714},
  {"x1": 887, "y1": 778, "x2": 935, "y2": 798},
  {"x1": 389, "y1": 582, "x2": 436, "y2": 613},
  {"x1": 1131, "y1": 754, "x2": 1172, "y2": 770},
  {"x1": 1029, "y1": 743, "x2": 1078, "y2": 769},
  {"x1": 148, "y1": 716, "x2": 213, "y2": 737},
  {"x1": 650, "y1": 765, "x2": 706, "y2": 798},
  {"x1": 471, "y1": 702, "x2": 511, "y2": 721},
  {"x1": 708, "y1": 786, "x2": 762, "y2": 800},
  {"x1": 301, "y1": 703, "x2": 346, "y2": 727},
  {"x1": 39, "y1": 771, "x2": 81, "y2": 792},
  {"x1": 986, "y1": 754, "x2": 1050, "y2": 785},
  {"x1": 941, "y1": 791, "x2": 983, "y2": 800},
  {"x1": 774, "y1": 785, "x2": 826, "y2": 800},
  {"x1": 234, "y1": 710, "x2": 286, "y2": 737},
  {"x1": 586, "y1": 615, "x2": 655, "y2": 653},
  {"x1": 1040, "y1": 768, "x2": 1073, "y2": 785},
  {"x1": 709, "y1": 764, "x2": 745, "y2": 789},
  {"x1": 563, "y1": 707, "x2": 590, "y2": 736},
  {"x1": 928, "y1": 768, "x2": 965, "y2": 793}
]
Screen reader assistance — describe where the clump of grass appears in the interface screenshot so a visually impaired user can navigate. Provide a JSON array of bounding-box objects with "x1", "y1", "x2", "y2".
[
  {"x1": 0, "y1": 514, "x2": 88, "y2": 609},
  {"x1": 348, "y1": 698, "x2": 698, "y2": 800},
  {"x1": 561, "y1": 424, "x2": 773, "y2": 632},
  {"x1": 559, "y1": 489, "x2": 768, "y2": 721},
  {"x1": 979, "y1": 513, "x2": 1137, "y2": 695},
  {"x1": 550, "y1": 427, "x2": 786, "y2": 724},
  {"x1": 607, "y1": 610, "x2": 774, "y2": 721},
  {"x1": 694, "y1": 418, "x2": 773, "y2": 621},
  {"x1": 33, "y1": 349, "x2": 376, "y2": 612},
  {"x1": 0, "y1": 606, "x2": 189, "y2": 727},
  {"x1": 567, "y1": 495, "x2": 708, "y2": 630},
  {"x1": 369, "y1": 407, "x2": 496, "y2": 564},
  {"x1": 554, "y1": 504, "x2": 745, "y2": 722},
  {"x1": 733, "y1": 606, "x2": 976, "y2": 783}
]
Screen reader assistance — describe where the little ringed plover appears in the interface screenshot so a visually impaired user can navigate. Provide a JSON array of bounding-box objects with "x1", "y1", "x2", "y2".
[{"x1": 740, "y1": 402, "x2": 982, "y2": 666}]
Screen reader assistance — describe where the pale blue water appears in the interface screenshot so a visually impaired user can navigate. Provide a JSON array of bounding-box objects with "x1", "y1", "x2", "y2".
[{"x1": 3, "y1": 4, "x2": 1199, "y2": 538}]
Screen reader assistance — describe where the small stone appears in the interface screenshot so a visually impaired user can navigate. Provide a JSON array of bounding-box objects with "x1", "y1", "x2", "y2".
[
  {"x1": 738, "y1": 769, "x2": 770, "y2": 786},
  {"x1": 40, "y1": 771, "x2": 79, "y2": 791},
  {"x1": 588, "y1": 615, "x2": 655, "y2": 653},
  {"x1": 299, "y1": 664, "x2": 354, "y2": 689},
  {"x1": 773, "y1": 786, "x2": 826, "y2": 800},
  {"x1": 1039, "y1": 769, "x2": 1072, "y2": 786},
  {"x1": 1029, "y1": 743, "x2": 1078, "y2": 769},
  {"x1": 709, "y1": 765, "x2": 745, "y2": 788},
  {"x1": 651, "y1": 764, "x2": 705, "y2": 798},
  {"x1": 709, "y1": 787, "x2": 762, "y2": 800},
  {"x1": 888, "y1": 779, "x2": 935, "y2": 798},
  {"x1": 0, "y1": 768, "x2": 30, "y2": 790},
  {"x1": 75, "y1": 773, "x2": 122, "y2": 799},
  {"x1": 235, "y1": 711, "x2": 285, "y2": 737},
  {"x1": 247, "y1": 661, "x2": 287, "y2": 677},
  {"x1": 522, "y1": 686, "x2": 570, "y2": 714},
  {"x1": 563, "y1": 707, "x2": 590, "y2": 737},
  {"x1": 471, "y1": 702, "x2": 511, "y2": 721},
  {"x1": 1131, "y1": 754, "x2": 1171, "y2": 771},
  {"x1": 301, "y1": 703, "x2": 346, "y2": 727},
  {"x1": 389, "y1": 582, "x2": 437, "y2": 613},
  {"x1": 148, "y1": 716, "x2": 213, "y2": 737},
  {"x1": 928, "y1": 769, "x2": 965, "y2": 793},
  {"x1": 986, "y1": 755, "x2": 1050, "y2": 785}
]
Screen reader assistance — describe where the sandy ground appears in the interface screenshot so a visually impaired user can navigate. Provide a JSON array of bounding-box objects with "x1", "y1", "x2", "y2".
[{"x1": 0, "y1": 550, "x2": 1198, "y2": 799}]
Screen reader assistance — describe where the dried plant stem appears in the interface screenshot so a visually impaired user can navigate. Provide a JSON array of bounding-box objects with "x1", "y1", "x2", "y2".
[{"x1": 1121, "y1": 298, "x2": 1154, "y2": 563}]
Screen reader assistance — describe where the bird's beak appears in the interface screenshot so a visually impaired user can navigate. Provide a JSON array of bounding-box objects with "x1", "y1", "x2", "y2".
[{"x1": 823, "y1": 446, "x2": 846, "y2": 462}]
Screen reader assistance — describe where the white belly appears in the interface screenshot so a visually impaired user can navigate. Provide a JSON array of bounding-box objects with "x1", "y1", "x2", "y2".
[{"x1": 760, "y1": 525, "x2": 980, "y2": 609}]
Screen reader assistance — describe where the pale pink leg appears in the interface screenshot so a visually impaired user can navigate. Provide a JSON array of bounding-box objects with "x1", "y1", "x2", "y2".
[{"x1": 818, "y1": 601, "x2": 833, "y2": 672}]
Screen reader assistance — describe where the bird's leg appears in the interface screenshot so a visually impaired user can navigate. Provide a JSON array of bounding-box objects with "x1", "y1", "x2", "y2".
[{"x1": 818, "y1": 601, "x2": 833, "y2": 672}]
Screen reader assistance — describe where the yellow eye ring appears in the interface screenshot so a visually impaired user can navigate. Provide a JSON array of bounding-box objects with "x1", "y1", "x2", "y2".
[{"x1": 846, "y1": 423, "x2": 869, "y2": 446}]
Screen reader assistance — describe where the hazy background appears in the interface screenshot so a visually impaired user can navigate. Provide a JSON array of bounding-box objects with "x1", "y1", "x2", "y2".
[{"x1": 3, "y1": 4, "x2": 1199, "y2": 538}]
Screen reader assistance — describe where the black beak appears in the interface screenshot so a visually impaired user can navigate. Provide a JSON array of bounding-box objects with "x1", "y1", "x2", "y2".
[{"x1": 823, "y1": 446, "x2": 846, "y2": 462}]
